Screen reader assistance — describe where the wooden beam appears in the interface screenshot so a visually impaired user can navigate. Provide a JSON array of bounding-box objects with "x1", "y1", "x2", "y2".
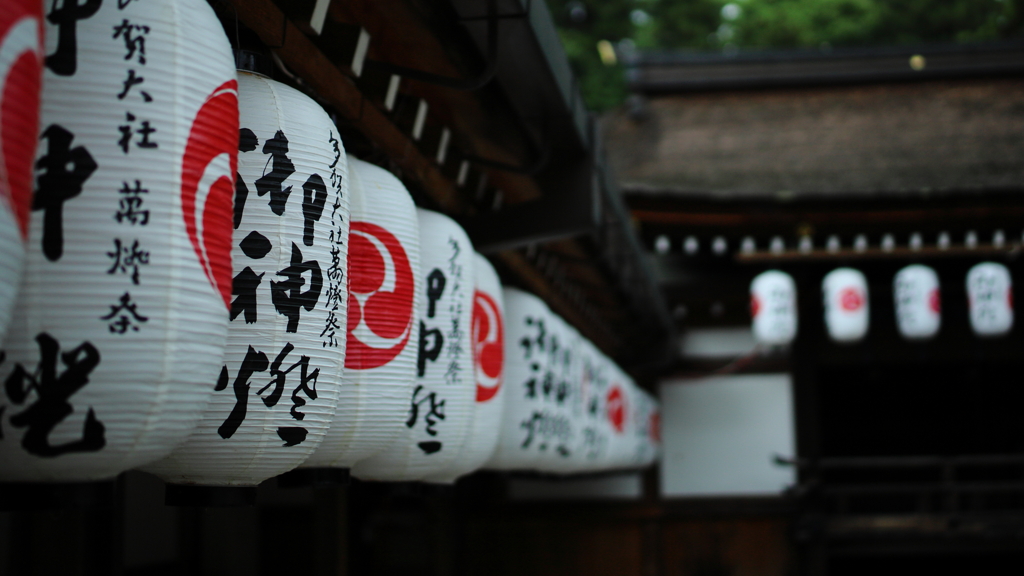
[
  {"x1": 496, "y1": 250, "x2": 622, "y2": 357},
  {"x1": 224, "y1": 0, "x2": 467, "y2": 215}
]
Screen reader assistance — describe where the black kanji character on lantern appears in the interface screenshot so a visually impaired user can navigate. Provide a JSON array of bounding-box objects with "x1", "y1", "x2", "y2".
[
  {"x1": 230, "y1": 267, "x2": 264, "y2": 324},
  {"x1": 328, "y1": 134, "x2": 343, "y2": 190},
  {"x1": 254, "y1": 130, "x2": 295, "y2": 216},
  {"x1": 111, "y1": 19, "x2": 150, "y2": 64},
  {"x1": 523, "y1": 362, "x2": 541, "y2": 399},
  {"x1": 417, "y1": 321, "x2": 443, "y2": 378},
  {"x1": 320, "y1": 310, "x2": 341, "y2": 348},
  {"x1": 100, "y1": 292, "x2": 149, "y2": 334},
  {"x1": 117, "y1": 69, "x2": 151, "y2": 102},
  {"x1": 118, "y1": 112, "x2": 158, "y2": 153},
  {"x1": 327, "y1": 245, "x2": 343, "y2": 282},
  {"x1": 329, "y1": 134, "x2": 341, "y2": 169},
  {"x1": 254, "y1": 343, "x2": 319, "y2": 447},
  {"x1": 115, "y1": 180, "x2": 149, "y2": 225},
  {"x1": 234, "y1": 128, "x2": 259, "y2": 229},
  {"x1": 34, "y1": 125, "x2": 97, "y2": 262},
  {"x1": 301, "y1": 174, "x2": 327, "y2": 246},
  {"x1": 215, "y1": 346, "x2": 269, "y2": 439},
  {"x1": 45, "y1": 0, "x2": 102, "y2": 76},
  {"x1": 3, "y1": 332, "x2": 105, "y2": 456},
  {"x1": 270, "y1": 243, "x2": 323, "y2": 333},
  {"x1": 519, "y1": 317, "x2": 547, "y2": 359},
  {"x1": 425, "y1": 269, "x2": 446, "y2": 318},
  {"x1": 540, "y1": 371, "x2": 554, "y2": 399},
  {"x1": 106, "y1": 238, "x2": 150, "y2": 285},
  {"x1": 407, "y1": 384, "x2": 445, "y2": 452},
  {"x1": 117, "y1": 0, "x2": 139, "y2": 9}
]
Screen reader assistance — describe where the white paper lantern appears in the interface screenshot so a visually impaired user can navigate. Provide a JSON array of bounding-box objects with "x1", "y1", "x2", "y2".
[
  {"x1": 0, "y1": 0, "x2": 42, "y2": 342},
  {"x1": 302, "y1": 158, "x2": 420, "y2": 470},
  {"x1": 0, "y1": 0, "x2": 236, "y2": 482},
  {"x1": 893, "y1": 264, "x2": 940, "y2": 340},
  {"x1": 603, "y1": 363, "x2": 634, "y2": 470},
  {"x1": 750, "y1": 270, "x2": 797, "y2": 346},
  {"x1": 822, "y1": 268, "x2": 870, "y2": 343},
  {"x1": 486, "y1": 288, "x2": 557, "y2": 471},
  {"x1": 967, "y1": 262, "x2": 1014, "y2": 337},
  {"x1": 354, "y1": 209, "x2": 475, "y2": 481},
  {"x1": 144, "y1": 72, "x2": 349, "y2": 488},
  {"x1": 630, "y1": 387, "x2": 659, "y2": 468},
  {"x1": 537, "y1": 314, "x2": 583, "y2": 474},
  {"x1": 422, "y1": 252, "x2": 506, "y2": 482},
  {"x1": 568, "y1": 337, "x2": 611, "y2": 473}
]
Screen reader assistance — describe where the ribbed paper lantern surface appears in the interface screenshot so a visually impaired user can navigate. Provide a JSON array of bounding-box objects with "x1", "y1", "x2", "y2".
[
  {"x1": 822, "y1": 268, "x2": 870, "y2": 343},
  {"x1": 630, "y1": 388, "x2": 659, "y2": 468},
  {"x1": 539, "y1": 315, "x2": 581, "y2": 474},
  {"x1": 967, "y1": 262, "x2": 1014, "y2": 337},
  {"x1": 569, "y1": 338, "x2": 611, "y2": 473},
  {"x1": 751, "y1": 270, "x2": 797, "y2": 346},
  {"x1": 604, "y1": 365, "x2": 634, "y2": 470},
  {"x1": 145, "y1": 72, "x2": 349, "y2": 486},
  {"x1": 422, "y1": 252, "x2": 505, "y2": 482},
  {"x1": 0, "y1": 0, "x2": 42, "y2": 341},
  {"x1": 0, "y1": 0, "x2": 237, "y2": 482},
  {"x1": 303, "y1": 158, "x2": 419, "y2": 469},
  {"x1": 486, "y1": 288, "x2": 557, "y2": 471},
  {"x1": 894, "y1": 264, "x2": 940, "y2": 340},
  {"x1": 354, "y1": 209, "x2": 475, "y2": 481}
]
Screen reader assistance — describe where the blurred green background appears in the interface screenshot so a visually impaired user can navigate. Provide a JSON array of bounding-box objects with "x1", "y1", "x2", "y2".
[{"x1": 546, "y1": 0, "x2": 1024, "y2": 111}]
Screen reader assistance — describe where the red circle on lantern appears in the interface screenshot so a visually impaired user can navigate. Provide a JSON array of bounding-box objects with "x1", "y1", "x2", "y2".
[
  {"x1": 607, "y1": 386, "x2": 626, "y2": 434},
  {"x1": 473, "y1": 290, "x2": 504, "y2": 402},
  {"x1": 929, "y1": 288, "x2": 941, "y2": 314},
  {"x1": 345, "y1": 221, "x2": 415, "y2": 369},
  {"x1": 181, "y1": 80, "x2": 239, "y2": 309},
  {"x1": 0, "y1": 1, "x2": 43, "y2": 239},
  {"x1": 839, "y1": 287, "x2": 863, "y2": 311},
  {"x1": 750, "y1": 294, "x2": 761, "y2": 318}
]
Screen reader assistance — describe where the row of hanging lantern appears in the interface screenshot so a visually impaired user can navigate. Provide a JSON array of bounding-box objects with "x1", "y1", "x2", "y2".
[
  {"x1": 487, "y1": 289, "x2": 660, "y2": 475},
  {"x1": 0, "y1": 0, "x2": 656, "y2": 494},
  {"x1": 751, "y1": 263, "x2": 1015, "y2": 345}
]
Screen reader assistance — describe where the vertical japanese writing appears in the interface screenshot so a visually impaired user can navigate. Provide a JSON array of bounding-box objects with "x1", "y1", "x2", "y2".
[
  {"x1": 320, "y1": 131, "x2": 344, "y2": 348},
  {"x1": 515, "y1": 316, "x2": 572, "y2": 456},
  {"x1": 105, "y1": 1, "x2": 158, "y2": 334},
  {"x1": 219, "y1": 122, "x2": 330, "y2": 444},
  {"x1": 444, "y1": 238, "x2": 465, "y2": 388}
]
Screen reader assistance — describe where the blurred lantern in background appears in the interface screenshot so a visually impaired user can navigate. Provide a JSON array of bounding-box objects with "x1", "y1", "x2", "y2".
[
  {"x1": 967, "y1": 262, "x2": 1014, "y2": 337},
  {"x1": 0, "y1": 0, "x2": 236, "y2": 482},
  {"x1": 302, "y1": 158, "x2": 419, "y2": 472},
  {"x1": 571, "y1": 337, "x2": 611, "y2": 473},
  {"x1": 604, "y1": 363, "x2": 633, "y2": 470},
  {"x1": 0, "y1": 0, "x2": 42, "y2": 341},
  {"x1": 822, "y1": 268, "x2": 870, "y2": 343},
  {"x1": 893, "y1": 264, "x2": 941, "y2": 340},
  {"x1": 750, "y1": 270, "x2": 797, "y2": 346},
  {"x1": 631, "y1": 387, "x2": 659, "y2": 468},
  {"x1": 487, "y1": 288, "x2": 555, "y2": 472},
  {"x1": 354, "y1": 209, "x2": 475, "y2": 482},
  {"x1": 145, "y1": 72, "x2": 348, "y2": 494},
  {"x1": 538, "y1": 312, "x2": 579, "y2": 474}
]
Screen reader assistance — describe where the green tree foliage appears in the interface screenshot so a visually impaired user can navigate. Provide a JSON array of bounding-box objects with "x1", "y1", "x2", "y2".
[
  {"x1": 545, "y1": 0, "x2": 1024, "y2": 112},
  {"x1": 729, "y1": 0, "x2": 1023, "y2": 48}
]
